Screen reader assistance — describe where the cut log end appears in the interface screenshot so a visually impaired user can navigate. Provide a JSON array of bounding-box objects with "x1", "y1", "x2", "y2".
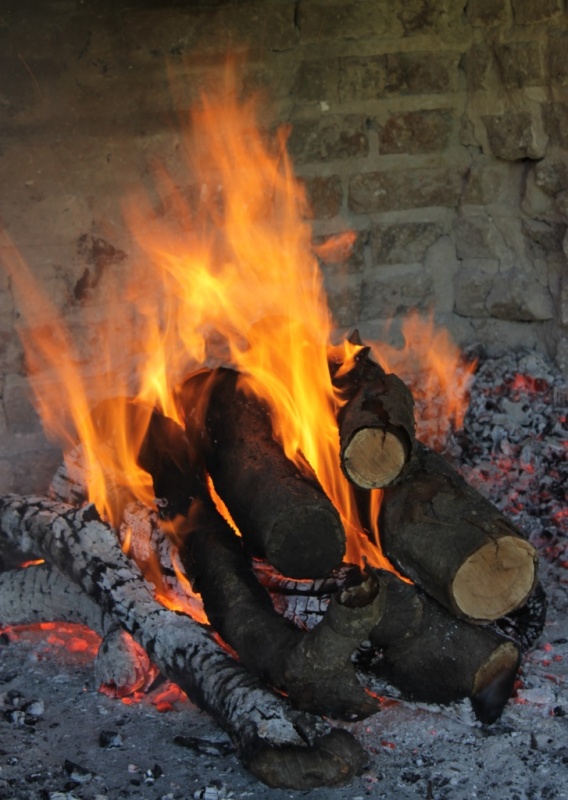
[
  {"x1": 246, "y1": 728, "x2": 367, "y2": 789},
  {"x1": 453, "y1": 536, "x2": 537, "y2": 621},
  {"x1": 343, "y1": 427, "x2": 408, "y2": 489},
  {"x1": 471, "y1": 641, "x2": 521, "y2": 724}
]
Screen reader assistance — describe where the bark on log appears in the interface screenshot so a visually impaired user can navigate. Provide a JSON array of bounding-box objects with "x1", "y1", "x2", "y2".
[
  {"x1": 329, "y1": 331, "x2": 416, "y2": 489},
  {"x1": 180, "y1": 494, "x2": 384, "y2": 720},
  {"x1": 378, "y1": 443, "x2": 538, "y2": 622},
  {"x1": 0, "y1": 494, "x2": 366, "y2": 789},
  {"x1": 178, "y1": 367, "x2": 346, "y2": 578},
  {"x1": 254, "y1": 560, "x2": 527, "y2": 723},
  {"x1": 368, "y1": 571, "x2": 522, "y2": 724}
]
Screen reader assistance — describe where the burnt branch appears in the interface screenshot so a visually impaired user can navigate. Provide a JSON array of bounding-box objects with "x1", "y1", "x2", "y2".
[{"x1": 0, "y1": 494, "x2": 366, "y2": 789}]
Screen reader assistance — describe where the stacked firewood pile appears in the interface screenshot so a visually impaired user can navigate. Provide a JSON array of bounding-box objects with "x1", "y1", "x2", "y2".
[{"x1": 0, "y1": 338, "x2": 545, "y2": 789}]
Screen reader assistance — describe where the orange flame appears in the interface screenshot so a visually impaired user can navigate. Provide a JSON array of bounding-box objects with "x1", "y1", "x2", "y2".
[{"x1": 1, "y1": 64, "x2": 477, "y2": 590}]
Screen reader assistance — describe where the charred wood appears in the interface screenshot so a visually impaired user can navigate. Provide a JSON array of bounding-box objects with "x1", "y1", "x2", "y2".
[
  {"x1": 378, "y1": 443, "x2": 538, "y2": 622},
  {"x1": 368, "y1": 571, "x2": 522, "y2": 724},
  {"x1": 0, "y1": 494, "x2": 366, "y2": 789},
  {"x1": 329, "y1": 331, "x2": 416, "y2": 489},
  {"x1": 178, "y1": 367, "x2": 346, "y2": 578},
  {"x1": 180, "y1": 495, "x2": 383, "y2": 720}
]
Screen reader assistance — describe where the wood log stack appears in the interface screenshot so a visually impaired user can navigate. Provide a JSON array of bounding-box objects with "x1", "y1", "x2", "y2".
[{"x1": 0, "y1": 334, "x2": 545, "y2": 790}]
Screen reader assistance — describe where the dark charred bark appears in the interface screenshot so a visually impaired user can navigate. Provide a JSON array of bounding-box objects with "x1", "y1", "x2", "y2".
[
  {"x1": 368, "y1": 571, "x2": 522, "y2": 724},
  {"x1": 180, "y1": 495, "x2": 384, "y2": 720},
  {"x1": 177, "y1": 367, "x2": 346, "y2": 578},
  {"x1": 0, "y1": 494, "x2": 366, "y2": 789},
  {"x1": 329, "y1": 331, "x2": 416, "y2": 490},
  {"x1": 378, "y1": 443, "x2": 538, "y2": 622}
]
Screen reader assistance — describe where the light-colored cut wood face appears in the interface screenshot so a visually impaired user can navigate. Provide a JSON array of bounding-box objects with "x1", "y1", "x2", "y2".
[
  {"x1": 453, "y1": 536, "x2": 536, "y2": 621},
  {"x1": 344, "y1": 428, "x2": 407, "y2": 489}
]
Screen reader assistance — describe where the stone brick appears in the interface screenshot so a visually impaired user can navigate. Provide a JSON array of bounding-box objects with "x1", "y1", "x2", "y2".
[
  {"x1": 292, "y1": 59, "x2": 340, "y2": 103},
  {"x1": 462, "y1": 161, "x2": 522, "y2": 205},
  {"x1": 379, "y1": 109, "x2": 452, "y2": 155},
  {"x1": 371, "y1": 221, "x2": 445, "y2": 264},
  {"x1": 303, "y1": 175, "x2": 344, "y2": 219},
  {"x1": 455, "y1": 215, "x2": 504, "y2": 260},
  {"x1": 348, "y1": 167, "x2": 466, "y2": 214},
  {"x1": 454, "y1": 259, "x2": 499, "y2": 317},
  {"x1": 465, "y1": 44, "x2": 496, "y2": 91},
  {"x1": 494, "y1": 42, "x2": 545, "y2": 88},
  {"x1": 360, "y1": 266, "x2": 434, "y2": 320},
  {"x1": 550, "y1": 32, "x2": 568, "y2": 86},
  {"x1": 512, "y1": 0, "x2": 564, "y2": 24},
  {"x1": 542, "y1": 103, "x2": 568, "y2": 150},
  {"x1": 560, "y1": 272, "x2": 568, "y2": 327},
  {"x1": 324, "y1": 274, "x2": 363, "y2": 328},
  {"x1": 486, "y1": 269, "x2": 554, "y2": 320},
  {"x1": 288, "y1": 116, "x2": 369, "y2": 165},
  {"x1": 298, "y1": 2, "x2": 395, "y2": 43},
  {"x1": 482, "y1": 112, "x2": 547, "y2": 160},
  {"x1": 338, "y1": 56, "x2": 387, "y2": 102},
  {"x1": 385, "y1": 52, "x2": 461, "y2": 95},
  {"x1": 534, "y1": 157, "x2": 568, "y2": 196},
  {"x1": 467, "y1": 0, "x2": 510, "y2": 27},
  {"x1": 522, "y1": 219, "x2": 565, "y2": 258}
]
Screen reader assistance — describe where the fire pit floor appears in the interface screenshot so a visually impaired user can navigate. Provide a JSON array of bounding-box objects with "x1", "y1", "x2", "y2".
[{"x1": 1, "y1": 349, "x2": 568, "y2": 800}]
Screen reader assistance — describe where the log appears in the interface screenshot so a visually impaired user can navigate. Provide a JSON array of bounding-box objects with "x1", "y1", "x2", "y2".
[
  {"x1": 178, "y1": 367, "x2": 346, "y2": 578},
  {"x1": 378, "y1": 443, "x2": 538, "y2": 622},
  {"x1": 179, "y1": 492, "x2": 384, "y2": 720},
  {"x1": 329, "y1": 331, "x2": 416, "y2": 489},
  {"x1": 0, "y1": 494, "x2": 366, "y2": 789},
  {"x1": 368, "y1": 571, "x2": 522, "y2": 724},
  {"x1": 254, "y1": 560, "x2": 531, "y2": 723}
]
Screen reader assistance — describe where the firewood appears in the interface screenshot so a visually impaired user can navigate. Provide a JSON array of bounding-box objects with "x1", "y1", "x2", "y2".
[
  {"x1": 0, "y1": 494, "x2": 366, "y2": 789},
  {"x1": 177, "y1": 367, "x2": 346, "y2": 578},
  {"x1": 329, "y1": 331, "x2": 416, "y2": 489},
  {"x1": 255, "y1": 560, "x2": 531, "y2": 723},
  {"x1": 179, "y1": 492, "x2": 384, "y2": 720},
  {"x1": 368, "y1": 571, "x2": 522, "y2": 723},
  {"x1": 378, "y1": 443, "x2": 538, "y2": 622}
]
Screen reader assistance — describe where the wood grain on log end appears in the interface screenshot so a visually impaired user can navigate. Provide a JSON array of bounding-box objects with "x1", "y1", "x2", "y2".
[
  {"x1": 343, "y1": 426, "x2": 408, "y2": 489},
  {"x1": 471, "y1": 641, "x2": 520, "y2": 724},
  {"x1": 246, "y1": 728, "x2": 366, "y2": 789},
  {"x1": 453, "y1": 536, "x2": 537, "y2": 620}
]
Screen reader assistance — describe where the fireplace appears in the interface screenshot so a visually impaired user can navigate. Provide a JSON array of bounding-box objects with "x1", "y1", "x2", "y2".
[{"x1": 1, "y1": 1, "x2": 567, "y2": 797}]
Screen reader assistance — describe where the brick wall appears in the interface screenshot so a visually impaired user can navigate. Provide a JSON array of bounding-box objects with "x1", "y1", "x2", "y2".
[{"x1": 0, "y1": 0, "x2": 567, "y2": 492}]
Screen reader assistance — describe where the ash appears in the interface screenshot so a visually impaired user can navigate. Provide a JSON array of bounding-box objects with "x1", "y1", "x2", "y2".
[{"x1": 1, "y1": 350, "x2": 568, "y2": 800}]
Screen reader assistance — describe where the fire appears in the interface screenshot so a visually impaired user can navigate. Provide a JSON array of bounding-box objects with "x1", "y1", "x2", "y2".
[{"x1": 1, "y1": 64, "x2": 477, "y2": 590}]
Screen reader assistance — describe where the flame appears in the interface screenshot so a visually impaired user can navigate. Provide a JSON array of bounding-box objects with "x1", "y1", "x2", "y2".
[
  {"x1": 1, "y1": 64, "x2": 478, "y2": 591},
  {"x1": 370, "y1": 311, "x2": 478, "y2": 449}
]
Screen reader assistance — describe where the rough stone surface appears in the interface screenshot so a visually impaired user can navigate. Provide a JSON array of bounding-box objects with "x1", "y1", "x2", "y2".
[
  {"x1": 360, "y1": 266, "x2": 434, "y2": 320},
  {"x1": 385, "y1": 51, "x2": 461, "y2": 95},
  {"x1": 482, "y1": 112, "x2": 548, "y2": 161},
  {"x1": 371, "y1": 221, "x2": 445, "y2": 264},
  {"x1": 378, "y1": 109, "x2": 452, "y2": 154},
  {"x1": 454, "y1": 258, "x2": 499, "y2": 317},
  {"x1": 494, "y1": 41, "x2": 545, "y2": 89},
  {"x1": 512, "y1": 0, "x2": 565, "y2": 24},
  {"x1": 486, "y1": 270, "x2": 555, "y2": 321},
  {"x1": 303, "y1": 175, "x2": 344, "y2": 219},
  {"x1": 287, "y1": 116, "x2": 369, "y2": 164},
  {"x1": 467, "y1": 0, "x2": 510, "y2": 27},
  {"x1": 349, "y1": 167, "x2": 466, "y2": 213}
]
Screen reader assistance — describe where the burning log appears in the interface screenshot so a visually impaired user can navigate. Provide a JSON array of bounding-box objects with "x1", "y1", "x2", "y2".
[
  {"x1": 329, "y1": 332, "x2": 416, "y2": 489},
  {"x1": 255, "y1": 562, "x2": 529, "y2": 724},
  {"x1": 180, "y1": 495, "x2": 383, "y2": 721},
  {"x1": 378, "y1": 443, "x2": 538, "y2": 622},
  {"x1": 368, "y1": 571, "x2": 522, "y2": 724},
  {"x1": 178, "y1": 367, "x2": 346, "y2": 578},
  {"x1": 0, "y1": 495, "x2": 366, "y2": 789}
]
